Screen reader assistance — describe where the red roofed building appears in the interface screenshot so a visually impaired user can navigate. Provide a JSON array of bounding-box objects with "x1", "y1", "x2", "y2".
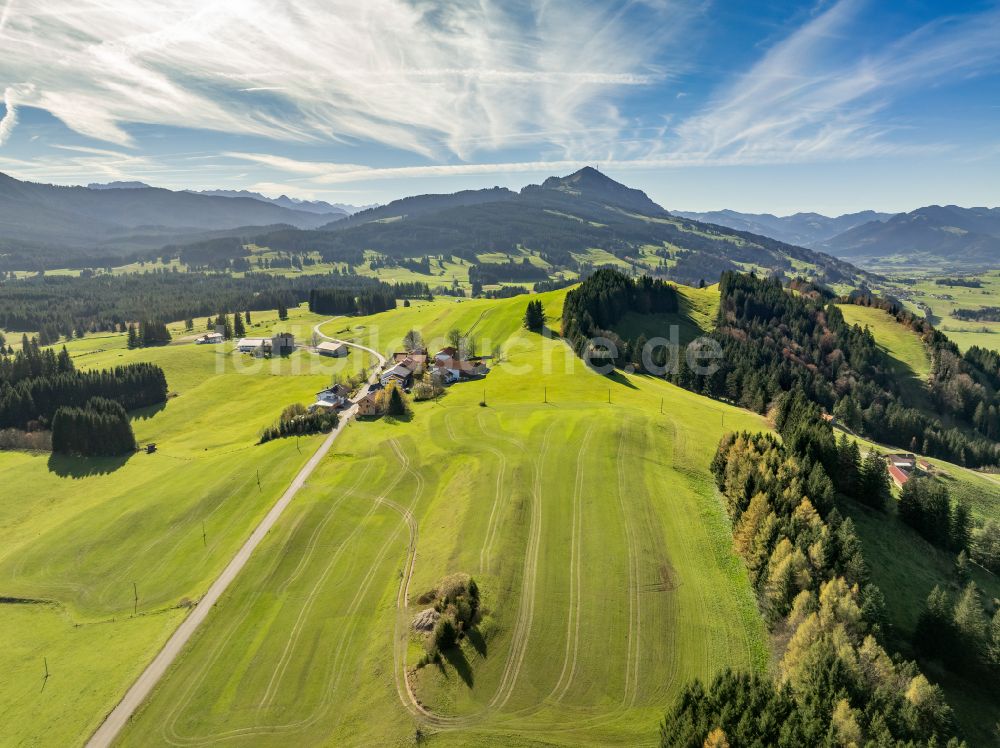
[{"x1": 888, "y1": 463, "x2": 910, "y2": 489}]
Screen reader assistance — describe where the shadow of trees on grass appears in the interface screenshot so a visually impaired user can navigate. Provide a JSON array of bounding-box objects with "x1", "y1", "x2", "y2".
[{"x1": 47, "y1": 452, "x2": 131, "y2": 477}]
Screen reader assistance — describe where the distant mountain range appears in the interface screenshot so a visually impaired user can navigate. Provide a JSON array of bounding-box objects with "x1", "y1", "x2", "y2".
[
  {"x1": 675, "y1": 205, "x2": 1000, "y2": 267},
  {"x1": 0, "y1": 173, "x2": 346, "y2": 266},
  {"x1": 1, "y1": 168, "x2": 878, "y2": 282},
  {"x1": 817, "y1": 205, "x2": 1000, "y2": 265},
  {"x1": 87, "y1": 181, "x2": 369, "y2": 216},
  {"x1": 254, "y1": 166, "x2": 866, "y2": 286},
  {"x1": 673, "y1": 209, "x2": 893, "y2": 247}
]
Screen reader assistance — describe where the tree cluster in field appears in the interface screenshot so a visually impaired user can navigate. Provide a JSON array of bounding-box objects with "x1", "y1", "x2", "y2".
[
  {"x1": 561, "y1": 268, "x2": 679, "y2": 364},
  {"x1": 0, "y1": 270, "x2": 386, "y2": 341},
  {"x1": 0, "y1": 336, "x2": 167, "y2": 430},
  {"x1": 661, "y1": 395, "x2": 964, "y2": 747},
  {"x1": 935, "y1": 278, "x2": 983, "y2": 288},
  {"x1": 417, "y1": 574, "x2": 481, "y2": 665},
  {"x1": 308, "y1": 286, "x2": 396, "y2": 316},
  {"x1": 481, "y1": 285, "x2": 529, "y2": 299},
  {"x1": 953, "y1": 306, "x2": 1000, "y2": 322},
  {"x1": 51, "y1": 397, "x2": 136, "y2": 456},
  {"x1": 523, "y1": 299, "x2": 546, "y2": 330},
  {"x1": 532, "y1": 276, "x2": 578, "y2": 293},
  {"x1": 258, "y1": 402, "x2": 338, "y2": 444},
  {"x1": 468, "y1": 259, "x2": 549, "y2": 288},
  {"x1": 126, "y1": 320, "x2": 171, "y2": 348}
]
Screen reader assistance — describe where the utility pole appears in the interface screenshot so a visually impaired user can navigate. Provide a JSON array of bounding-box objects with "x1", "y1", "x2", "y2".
[
  {"x1": 133, "y1": 582, "x2": 138, "y2": 617},
  {"x1": 660, "y1": 397, "x2": 663, "y2": 415},
  {"x1": 256, "y1": 468, "x2": 261, "y2": 491},
  {"x1": 202, "y1": 521, "x2": 207, "y2": 547},
  {"x1": 544, "y1": 386, "x2": 547, "y2": 404},
  {"x1": 608, "y1": 388, "x2": 611, "y2": 404}
]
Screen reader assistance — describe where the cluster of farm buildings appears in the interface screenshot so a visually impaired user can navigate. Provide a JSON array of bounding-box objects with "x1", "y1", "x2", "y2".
[
  {"x1": 195, "y1": 331, "x2": 297, "y2": 357},
  {"x1": 309, "y1": 344, "x2": 491, "y2": 417},
  {"x1": 884, "y1": 452, "x2": 935, "y2": 488}
]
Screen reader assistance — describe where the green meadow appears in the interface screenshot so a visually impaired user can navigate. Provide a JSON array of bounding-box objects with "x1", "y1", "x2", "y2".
[
  {"x1": 837, "y1": 303, "x2": 932, "y2": 380},
  {"x1": 110, "y1": 289, "x2": 769, "y2": 746},
  {"x1": 0, "y1": 305, "x2": 366, "y2": 746}
]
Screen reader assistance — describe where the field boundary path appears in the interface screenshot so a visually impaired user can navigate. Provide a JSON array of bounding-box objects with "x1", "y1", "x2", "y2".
[{"x1": 85, "y1": 331, "x2": 385, "y2": 748}]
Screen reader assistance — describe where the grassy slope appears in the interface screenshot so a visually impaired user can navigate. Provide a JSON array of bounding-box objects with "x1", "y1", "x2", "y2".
[
  {"x1": 0, "y1": 305, "x2": 365, "y2": 746},
  {"x1": 117, "y1": 289, "x2": 769, "y2": 747},
  {"x1": 836, "y1": 303, "x2": 933, "y2": 410},
  {"x1": 617, "y1": 283, "x2": 720, "y2": 346},
  {"x1": 837, "y1": 304, "x2": 932, "y2": 380}
]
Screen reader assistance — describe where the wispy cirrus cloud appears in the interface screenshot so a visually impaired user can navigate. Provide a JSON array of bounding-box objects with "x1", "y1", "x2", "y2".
[
  {"x1": 0, "y1": 0, "x2": 678, "y2": 158},
  {"x1": 669, "y1": 0, "x2": 1000, "y2": 164}
]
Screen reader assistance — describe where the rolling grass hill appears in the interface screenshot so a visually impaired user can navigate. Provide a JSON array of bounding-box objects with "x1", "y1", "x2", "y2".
[
  {"x1": 0, "y1": 305, "x2": 371, "y2": 746},
  {"x1": 111, "y1": 289, "x2": 770, "y2": 746}
]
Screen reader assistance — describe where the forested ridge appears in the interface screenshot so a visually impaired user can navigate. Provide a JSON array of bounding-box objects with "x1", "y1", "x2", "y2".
[{"x1": 563, "y1": 269, "x2": 1000, "y2": 468}]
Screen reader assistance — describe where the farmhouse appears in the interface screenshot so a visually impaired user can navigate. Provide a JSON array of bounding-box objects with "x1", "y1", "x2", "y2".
[
  {"x1": 380, "y1": 363, "x2": 413, "y2": 388},
  {"x1": 309, "y1": 383, "x2": 351, "y2": 412},
  {"x1": 196, "y1": 332, "x2": 223, "y2": 344},
  {"x1": 883, "y1": 452, "x2": 926, "y2": 488},
  {"x1": 316, "y1": 341, "x2": 349, "y2": 357},
  {"x1": 356, "y1": 392, "x2": 380, "y2": 417},
  {"x1": 391, "y1": 352, "x2": 427, "y2": 376},
  {"x1": 236, "y1": 337, "x2": 268, "y2": 353}
]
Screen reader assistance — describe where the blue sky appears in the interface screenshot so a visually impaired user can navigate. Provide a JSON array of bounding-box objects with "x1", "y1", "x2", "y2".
[{"x1": 1, "y1": 0, "x2": 998, "y2": 214}]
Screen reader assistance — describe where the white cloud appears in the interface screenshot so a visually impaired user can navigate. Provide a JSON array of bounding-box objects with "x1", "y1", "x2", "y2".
[
  {"x1": 0, "y1": 87, "x2": 19, "y2": 145},
  {"x1": 670, "y1": 0, "x2": 1000, "y2": 164},
  {"x1": 0, "y1": 0, "x2": 675, "y2": 158}
]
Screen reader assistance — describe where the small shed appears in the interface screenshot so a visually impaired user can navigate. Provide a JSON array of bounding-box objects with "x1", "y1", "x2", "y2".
[{"x1": 317, "y1": 341, "x2": 349, "y2": 357}]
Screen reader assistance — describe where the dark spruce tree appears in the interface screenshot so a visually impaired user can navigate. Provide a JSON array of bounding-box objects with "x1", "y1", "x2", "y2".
[
  {"x1": 523, "y1": 299, "x2": 545, "y2": 330},
  {"x1": 51, "y1": 397, "x2": 136, "y2": 456}
]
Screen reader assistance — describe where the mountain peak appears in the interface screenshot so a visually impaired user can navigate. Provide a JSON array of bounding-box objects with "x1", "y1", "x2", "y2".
[{"x1": 531, "y1": 167, "x2": 666, "y2": 215}]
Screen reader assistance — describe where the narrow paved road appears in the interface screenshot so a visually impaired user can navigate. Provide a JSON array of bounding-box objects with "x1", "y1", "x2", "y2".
[
  {"x1": 86, "y1": 332, "x2": 384, "y2": 748},
  {"x1": 311, "y1": 317, "x2": 387, "y2": 369}
]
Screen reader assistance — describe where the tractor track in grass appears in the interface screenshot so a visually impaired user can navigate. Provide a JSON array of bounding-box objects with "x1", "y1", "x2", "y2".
[
  {"x1": 550, "y1": 424, "x2": 595, "y2": 704},
  {"x1": 616, "y1": 424, "x2": 641, "y2": 708},
  {"x1": 160, "y1": 444, "x2": 420, "y2": 745},
  {"x1": 485, "y1": 420, "x2": 556, "y2": 714},
  {"x1": 256, "y1": 461, "x2": 382, "y2": 713},
  {"x1": 86, "y1": 333, "x2": 384, "y2": 748}
]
